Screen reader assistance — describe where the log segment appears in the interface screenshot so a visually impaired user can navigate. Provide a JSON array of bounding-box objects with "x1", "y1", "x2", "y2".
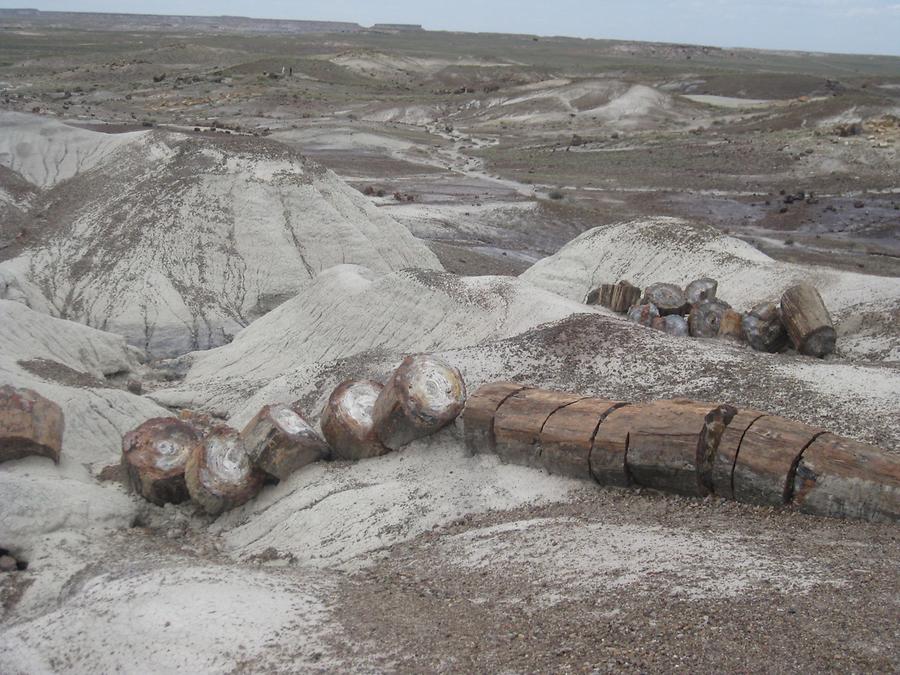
[
  {"x1": 607, "y1": 281, "x2": 641, "y2": 313},
  {"x1": 792, "y1": 434, "x2": 900, "y2": 522},
  {"x1": 780, "y1": 284, "x2": 836, "y2": 357},
  {"x1": 651, "y1": 315, "x2": 689, "y2": 337},
  {"x1": 0, "y1": 385, "x2": 64, "y2": 464},
  {"x1": 590, "y1": 404, "x2": 641, "y2": 487},
  {"x1": 373, "y1": 355, "x2": 467, "y2": 450},
  {"x1": 711, "y1": 409, "x2": 768, "y2": 499},
  {"x1": 585, "y1": 284, "x2": 612, "y2": 307},
  {"x1": 461, "y1": 382, "x2": 526, "y2": 455},
  {"x1": 240, "y1": 402, "x2": 330, "y2": 481},
  {"x1": 539, "y1": 398, "x2": 625, "y2": 480},
  {"x1": 185, "y1": 425, "x2": 265, "y2": 515},
  {"x1": 626, "y1": 302, "x2": 659, "y2": 327},
  {"x1": 685, "y1": 278, "x2": 718, "y2": 305},
  {"x1": 730, "y1": 415, "x2": 823, "y2": 506},
  {"x1": 493, "y1": 389, "x2": 584, "y2": 468},
  {"x1": 122, "y1": 417, "x2": 200, "y2": 505},
  {"x1": 642, "y1": 283, "x2": 690, "y2": 316},
  {"x1": 321, "y1": 380, "x2": 387, "y2": 461},
  {"x1": 688, "y1": 299, "x2": 732, "y2": 338},
  {"x1": 742, "y1": 302, "x2": 788, "y2": 353},
  {"x1": 718, "y1": 309, "x2": 744, "y2": 342}
]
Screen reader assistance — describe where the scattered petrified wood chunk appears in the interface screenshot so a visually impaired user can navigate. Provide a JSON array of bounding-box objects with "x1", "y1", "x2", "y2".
[
  {"x1": 494, "y1": 389, "x2": 584, "y2": 468},
  {"x1": 627, "y1": 302, "x2": 659, "y2": 327},
  {"x1": 780, "y1": 284, "x2": 836, "y2": 357},
  {"x1": 651, "y1": 314, "x2": 689, "y2": 337},
  {"x1": 688, "y1": 299, "x2": 732, "y2": 338},
  {"x1": 718, "y1": 309, "x2": 744, "y2": 342},
  {"x1": 122, "y1": 417, "x2": 201, "y2": 505},
  {"x1": 792, "y1": 434, "x2": 900, "y2": 522},
  {"x1": 731, "y1": 415, "x2": 823, "y2": 506},
  {"x1": 712, "y1": 410, "x2": 768, "y2": 499},
  {"x1": 240, "y1": 403, "x2": 329, "y2": 481},
  {"x1": 585, "y1": 283, "x2": 612, "y2": 306},
  {"x1": 373, "y1": 355, "x2": 467, "y2": 450},
  {"x1": 607, "y1": 281, "x2": 642, "y2": 313},
  {"x1": 642, "y1": 283, "x2": 690, "y2": 316},
  {"x1": 185, "y1": 425, "x2": 265, "y2": 515},
  {"x1": 742, "y1": 302, "x2": 788, "y2": 353},
  {"x1": 321, "y1": 379, "x2": 387, "y2": 461},
  {"x1": 685, "y1": 278, "x2": 718, "y2": 305},
  {"x1": 540, "y1": 398, "x2": 624, "y2": 480},
  {"x1": 0, "y1": 385, "x2": 64, "y2": 464},
  {"x1": 461, "y1": 381, "x2": 526, "y2": 455}
]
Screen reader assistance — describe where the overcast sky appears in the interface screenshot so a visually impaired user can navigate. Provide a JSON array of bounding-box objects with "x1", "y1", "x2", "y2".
[{"x1": 2, "y1": 1, "x2": 899, "y2": 56}]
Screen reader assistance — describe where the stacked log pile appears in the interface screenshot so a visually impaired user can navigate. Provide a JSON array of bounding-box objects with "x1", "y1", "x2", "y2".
[{"x1": 586, "y1": 279, "x2": 836, "y2": 358}]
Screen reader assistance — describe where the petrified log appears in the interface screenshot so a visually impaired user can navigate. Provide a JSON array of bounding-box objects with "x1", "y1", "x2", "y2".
[
  {"x1": 461, "y1": 381, "x2": 526, "y2": 455},
  {"x1": 792, "y1": 433, "x2": 900, "y2": 522},
  {"x1": 688, "y1": 299, "x2": 732, "y2": 338},
  {"x1": 642, "y1": 283, "x2": 690, "y2": 316},
  {"x1": 585, "y1": 284, "x2": 613, "y2": 306},
  {"x1": 780, "y1": 284, "x2": 836, "y2": 357},
  {"x1": 493, "y1": 388, "x2": 584, "y2": 468},
  {"x1": 540, "y1": 398, "x2": 624, "y2": 480},
  {"x1": 718, "y1": 309, "x2": 744, "y2": 342},
  {"x1": 321, "y1": 379, "x2": 387, "y2": 461},
  {"x1": 607, "y1": 281, "x2": 642, "y2": 313},
  {"x1": 373, "y1": 355, "x2": 467, "y2": 450},
  {"x1": 0, "y1": 385, "x2": 64, "y2": 464},
  {"x1": 240, "y1": 402, "x2": 330, "y2": 481},
  {"x1": 185, "y1": 425, "x2": 265, "y2": 515},
  {"x1": 626, "y1": 302, "x2": 659, "y2": 327},
  {"x1": 711, "y1": 410, "x2": 768, "y2": 499},
  {"x1": 625, "y1": 399, "x2": 736, "y2": 496},
  {"x1": 590, "y1": 403, "x2": 639, "y2": 487},
  {"x1": 685, "y1": 277, "x2": 718, "y2": 305},
  {"x1": 742, "y1": 302, "x2": 788, "y2": 353},
  {"x1": 730, "y1": 415, "x2": 823, "y2": 506},
  {"x1": 122, "y1": 417, "x2": 201, "y2": 505},
  {"x1": 651, "y1": 314, "x2": 689, "y2": 337}
]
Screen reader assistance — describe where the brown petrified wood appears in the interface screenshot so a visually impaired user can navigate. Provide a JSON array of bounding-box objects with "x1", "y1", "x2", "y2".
[
  {"x1": 585, "y1": 283, "x2": 613, "y2": 306},
  {"x1": 185, "y1": 425, "x2": 265, "y2": 515},
  {"x1": 642, "y1": 283, "x2": 690, "y2": 316},
  {"x1": 730, "y1": 415, "x2": 823, "y2": 506},
  {"x1": 372, "y1": 354, "x2": 467, "y2": 451},
  {"x1": 780, "y1": 283, "x2": 836, "y2": 357},
  {"x1": 240, "y1": 402, "x2": 330, "y2": 481},
  {"x1": 718, "y1": 309, "x2": 744, "y2": 342},
  {"x1": 742, "y1": 301, "x2": 788, "y2": 353},
  {"x1": 539, "y1": 398, "x2": 625, "y2": 480},
  {"x1": 461, "y1": 382, "x2": 527, "y2": 455},
  {"x1": 590, "y1": 403, "x2": 642, "y2": 487},
  {"x1": 0, "y1": 385, "x2": 64, "y2": 464},
  {"x1": 121, "y1": 417, "x2": 201, "y2": 505},
  {"x1": 625, "y1": 399, "x2": 736, "y2": 496},
  {"x1": 493, "y1": 388, "x2": 584, "y2": 468},
  {"x1": 711, "y1": 409, "x2": 768, "y2": 499},
  {"x1": 688, "y1": 299, "x2": 732, "y2": 337},
  {"x1": 608, "y1": 281, "x2": 642, "y2": 313},
  {"x1": 792, "y1": 433, "x2": 900, "y2": 522},
  {"x1": 321, "y1": 379, "x2": 387, "y2": 461}
]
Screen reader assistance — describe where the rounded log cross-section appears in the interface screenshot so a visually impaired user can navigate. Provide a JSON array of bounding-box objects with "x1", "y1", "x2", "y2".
[
  {"x1": 372, "y1": 355, "x2": 467, "y2": 451},
  {"x1": 321, "y1": 379, "x2": 388, "y2": 461},
  {"x1": 121, "y1": 417, "x2": 201, "y2": 506},
  {"x1": 685, "y1": 278, "x2": 718, "y2": 305},
  {"x1": 185, "y1": 426, "x2": 265, "y2": 516},
  {"x1": 540, "y1": 398, "x2": 624, "y2": 480},
  {"x1": 0, "y1": 385, "x2": 64, "y2": 465},
  {"x1": 493, "y1": 388, "x2": 584, "y2": 468},
  {"x1": 688, "y1": 299, "x2": 731, "y2": 338},
  {"x1": 461, "y1": 381, "x2": 526, "y2": 455},
  {"x1": 742, "y1": 302, "x2": 788, "y2": 353},
  {"x1": 239, "y1": 402, "x2": 330, "y2": 481},
  {"x1": 642, "y1": 283, "x2": 690, "y2": 316},
  {"x1": 780, "y1": 284, "x2": 836, "y2": 357}
]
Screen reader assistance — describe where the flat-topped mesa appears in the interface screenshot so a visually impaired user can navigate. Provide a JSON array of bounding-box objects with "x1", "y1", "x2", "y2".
[
  {"x1": 0, "y1": 385, "x2": 64, "y2": 464},
  {"x1": 321, "y1": 379, "x2": 388, "y2": 461},
  {"x1": 121, "y1": 417, "x2": 200, "y2": 505},
  {"x1": 780, "y1": 283, "x2": 836, "y2": 357},
  {"x1": 642, "y1": 282, "x2": 690, "y2": 316},
  {"x1": 742, "y1": 301, "x2": 788, "y2": 353},
  {"x1": 240, "y1": 403, "x2": 330, "y2": 481},
  {"x1": 372, "y1": 355, "x2": 467, "y2": 451},
  {"x1": 185, "y1": 426, "x2": 265, "y2": 516}
]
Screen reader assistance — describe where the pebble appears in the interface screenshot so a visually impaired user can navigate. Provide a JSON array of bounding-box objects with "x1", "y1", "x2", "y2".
[{"x1": 0, "y1": 555, "x2": 18, "y2": 572}]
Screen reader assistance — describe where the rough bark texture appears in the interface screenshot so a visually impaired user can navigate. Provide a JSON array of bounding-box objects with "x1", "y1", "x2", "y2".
[
  {"x1": 742, "y1": 302, "x2": 788, "y2": 353},
  {"x1": 685, "y1": 277, "x2": 718, "y2": 305},
  {"x1": 780, "y1": 283, "x2": 836, "y2": 357},
  {"x1": 585, "y1": 284, "x2": 613, "y2": 306},
  {"x1": 590, "y1": 404, "x2": 640, "y2": 488},
  {"x1": 712, "y1": 410, "x2": 768, "y2": 499},
  {"x1": 626, "y1": 302, "x2": 659, "y2": 327},
  {"x1": 121, "y1": 417, "x2": 200, "y2": 506},
  {"x1": 321, "y1": 379, "x2": 387, "y2": 461},
  {"x1": 0, "y1": 385, "x2": 64, "y2": 464},
  {"x1": 373, "y1": 354, "x2": 467, "y2": 451},
  {"x1": 185, "y1": 425, "x2": 265, "y2": 515},
  {"x1": 240, "y1": 402, "x2": 330, "y2": 481},
  {"x1": 608, "y1": 281, "x2": 641, "y2": 313},
  {"x1": 461, "y1": 382, "x2": 526, "y2": 455},
  {"x1": 642, "y1": 283, "x2": 690, "y2": 316},
  {"x1": 539, "y1": 398, "x2": 624, "y2": 480},
  {"x1": 793, "y1": 433, "x2": 900, "y2": 522},
  {"x1": 493, "y1": 389, "x2": 584, "y2": 468},
  {"x1": 717, "y1": 309, "x2": 744, "y2": 342},
  {"x1": 688, "y1": 299, "x2": 732, "y2": 338}
]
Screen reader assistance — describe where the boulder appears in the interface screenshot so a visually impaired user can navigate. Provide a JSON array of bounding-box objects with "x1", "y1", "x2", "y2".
[{"x1": 0, "y1": 385, "x2": 64, "y2": 464}]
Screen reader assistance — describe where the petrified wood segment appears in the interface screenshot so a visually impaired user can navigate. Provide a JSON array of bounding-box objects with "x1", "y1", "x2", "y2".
[
  {"x1": 122, "y1": 417, "x2": 200, "y2": 505},
  {"x1": 717, "y1": 309, "x2": 744, "y2": 342},
  {"x1": 321, "y1": 379, "x2": 387, "y2": 461},
  {"x1": 780, "y1": 283, "x2": 836, "y2": 357},
  {"x1": 626, "y1": 302, "x2": 659, "y2": 327},
  {"x1": 585, "y1": 284, "x2": 613, "y2": 306},
  {"x1": 185, "y1": 425, "x2": 265, "y2": 516},
  {"x1": 0, "y1": 385, "x2": 64, "y2": 464},
  {"x1": 493, "y1": 389, "x2": 584, "y2": 468},
  {"x1": 731, "y1": 415, "x2": 823, "y2": 506},
  {"x1": 462, "y1": 382, "x2": 527, "y2": 455},
  {"x1": 373, "y1": 354, "x2": 467, "y2": 451},
  {"x1": 608, "y1": 281, "x2": 641, "y2": 313},
  {"x1": 240, "y1": 402, "x2": 330, "y2": 481},
  {"x1": 742, "y1": 301, "x2": 788, "y2": 353},
  {"x1": 712, "y1": 410, "x2": 768, "y2": 499},
  {"x1": 792, "y1": 434, "x2": 900, "y2": 522},
  {"x1": 540, "y1": 398, "x2": 624, "y2": 480},
  {"x1": 589, "y1": 404, "x2": 643, "y2": 487},
  {"x1": 642, "y1": 283, "x2": 690, "y2": 316},
  {"x1": 688, "y1": 299, "x2": 731, "y2": 338},
  {"x1": 685, "y1": 277, "x2": 718, "y2": 305}
]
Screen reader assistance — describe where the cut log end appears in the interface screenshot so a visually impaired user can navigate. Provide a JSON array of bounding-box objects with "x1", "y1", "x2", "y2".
[
  {"x1": 742, "y1": 302, "x2": 788, "y2": 353},
  {"x1": 240, "y1": 403, "x2": 330, "y2": 481},
  {"x1": 122, "y1": 417, "x2": 200, "y2": 506},
  {"x1": 321, "y1": 379, "x2": 387, "y2": 461},
  {"x1": 642, "y1": 282, "x2": 690, "y2": 316},
  {"x1": 780, "y1": 283, "x2": 836, "y2": 358},
  {"x1": 185, "y1": 426, "x2": 264, "y2": 515},
  {"x1": 685, "y1": 278, "x2": 718, "y2": 305},
  {"x1": 688, "y1": 299, "x2": 732, "y2": 338},
  {"x1": 0, "y1": 385, "x2": 64, "y2": 464}
]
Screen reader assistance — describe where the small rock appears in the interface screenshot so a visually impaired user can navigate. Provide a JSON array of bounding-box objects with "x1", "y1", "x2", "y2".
[{"x1": 0, "y1": 555, "x2": 17, "y2": 572}]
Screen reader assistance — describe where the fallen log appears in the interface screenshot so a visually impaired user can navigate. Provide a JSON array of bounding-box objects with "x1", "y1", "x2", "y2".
[
  {"x1": 642, "y1": 283, "x2": 690, "y2": 316},
  {"x1": 461, "y1": 381, "x2": 526, "y2": 455},
  {"x1": 373, "y1": 355, "x2": 467, "y2": 450},
  {"x1": 779, "y1": 283, "x2": 836, "y2": 357},
  {"x1": 0, "y1": 385, "x2": 64, "y2": 464},
  {"x1": 711, "y1": 410, "x2": 768, "y2": 499},
  {"x1": 494, "y1": 388, "x2": 584, "y2": 468},
  {"x1": 685, "y1": 277, "x2": 718, "y2": 305},
  {"x1": 185, "y1": 425, "x2": 265, "y2": 515},
  {"x1": 688, "y1": 299, "x2": 731, "y2": 338},
  {"x1": 122, "y1": 417, "x2": 200, "y2": 505},
  {"x1": 626, "y1": 302, "x2": 659, "y2": 327},
  {"x1": 590, "y1": 403, "x2": 639, "y2": 487},
  {"x1": 792, "y1": 434, "x2": 900, "y2": 522},
  {"x1": 540, "y1": 398, "x2": 624, "y2": 480},
  {"x1": 321, "y1": 379, "x2": 387, "y2": 461},
  {"x1": 742, "y1": 302, "x2": 788, "y2": 353},
  {"x1": 240, "y1": 402, "x2": 330, "y2": 481}
]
